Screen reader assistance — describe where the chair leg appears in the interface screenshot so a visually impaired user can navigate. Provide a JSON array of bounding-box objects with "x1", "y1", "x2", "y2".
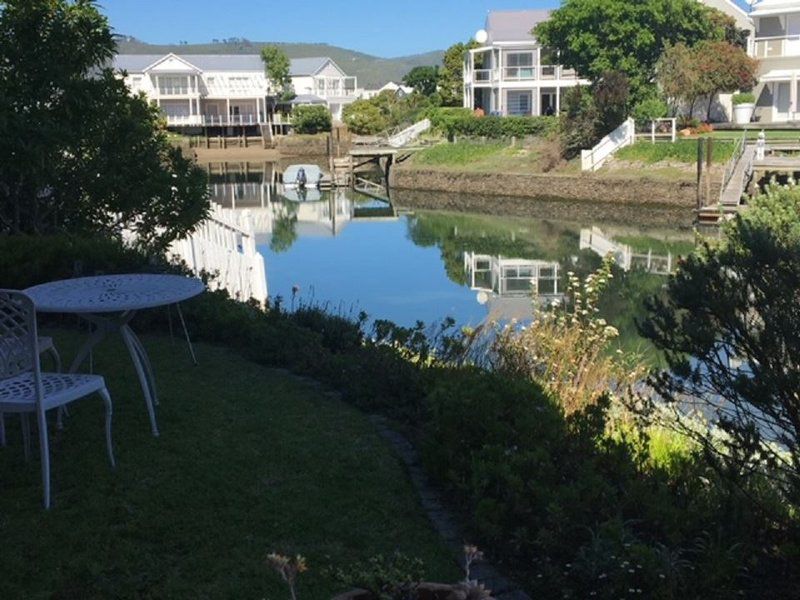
[
  {"x1": 98, "y1": 388, "x2": 115, "y2": 469},
  {"x1": 37, "y1": 409, "x2": 51, "y2": 509},
  {"x1": 21, "y1": 413, "x2": 31, "y2": 462},
  {"x1": 48, "y1": 346, "x2": 70, "y2": 429}
]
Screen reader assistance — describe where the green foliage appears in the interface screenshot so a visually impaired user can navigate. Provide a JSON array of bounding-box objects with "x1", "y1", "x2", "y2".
[
  {"x1": 632, "y1": 96, "x2": 669, "y2": 124},
  {"x1": 428, "y1": 108, "x2": 557, "y2": 139},
  {"x1": 402, "y1": 65, "x2": 439, "y2": 96},
  {"x1": 326, "y1": 553, "x2": 425, "y2": 600},
  {"x1": 260, "y1": 44, "x2": 292, "y2": 95},
  {"x1": 269, "y1": 213, "x2": 298, "y2": 253},
  {"x1": 438, "y1": 41, "x2": 479, "y2": 107},
  {"x1": 641, "y1": 182, "x2": 800, "y2": 510},
  {"x1": 732, "y1": 92, "x2": 756, "y2": 105},
  {"x1": 615, "y1": 140, "x2": 734, "y2": 164},
  {"x1": 0, "y1": 0, "x2": 209, "y2": 251},
  {"x1": 342, "y1": 99, "x2": 390, "y2": 134},
  {"x1": 534, "y1": 0, "x2": 733, "y2": 103},
  {"x1": 559, "y1": 86, "x2": 599, "y2": 159},
  {"x1": 594, "y1": 70, "x2": 630, "y2": 133},
  {"x1": 291, "y1": 105, "x2": 332, "y2": 134}
]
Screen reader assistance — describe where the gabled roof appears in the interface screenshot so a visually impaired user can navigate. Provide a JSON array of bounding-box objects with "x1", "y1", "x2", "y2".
[
  {"x1": 142, "y1": 53, "x2": 202, "y2": 73},
  {"x1": 113, "y1": 53, "x2": 347, "y2": 77},
  {"x1": 485, "y1": 10, "x2": 551, "y2": 44},
  {"x1": 751, "y1": 0, "x2": 800, "y2": 17},
  {"x1": 289, "y1": 56, "x2": 344, "y2": 76}
]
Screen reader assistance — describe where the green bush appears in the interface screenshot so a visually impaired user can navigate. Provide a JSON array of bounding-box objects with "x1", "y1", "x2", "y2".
[
  {"x1": 632, "y1": 97, "x2": 669, "y2": 124},
  {"x1": 342, "y1": 99, "x2": 389, "y2": 135},
  {"x1": 291, "y1": 105, "x2": 332, "y2": 134},
  {"x1": 732, "y1": 92, "x2": 756, "y2": 105},
  {"x1": 428, "y1": 108, "x2": 557, "y2": 139},
  {"x1": 615, "y1": 139, "x2": 734, "y2": 163}
]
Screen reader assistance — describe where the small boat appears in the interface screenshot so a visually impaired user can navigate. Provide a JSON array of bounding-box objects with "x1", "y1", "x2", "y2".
[{"x1": 282, "y1": 164, "x2": 329, "y2": 190}]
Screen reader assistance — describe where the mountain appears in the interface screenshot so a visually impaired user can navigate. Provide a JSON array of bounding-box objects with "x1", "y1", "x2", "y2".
[{"x1": 115, "y1": 39, "x2": 444, "y2": 89}]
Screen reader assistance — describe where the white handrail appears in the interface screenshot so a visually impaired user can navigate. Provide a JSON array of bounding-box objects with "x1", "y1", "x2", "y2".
[{"x1": 581, "y1": 118, "x2": 635, "y2": 172}]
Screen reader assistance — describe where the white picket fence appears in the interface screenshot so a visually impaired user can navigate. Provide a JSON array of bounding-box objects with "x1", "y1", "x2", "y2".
[
  {"x1": 169, "y1": 203, "x2": 268, "y2": 305},
  {"x1": 581, "y1": 117, "x2": 636, "y2": 172}
]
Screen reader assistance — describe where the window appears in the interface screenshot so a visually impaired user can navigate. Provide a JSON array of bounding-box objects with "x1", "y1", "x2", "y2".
[
  {"x1": 506, "y1": 91, "x2": 532, "y2": 116},
  {"x1": 506, "y1": 53, "x2": 533, "y2": 67}
]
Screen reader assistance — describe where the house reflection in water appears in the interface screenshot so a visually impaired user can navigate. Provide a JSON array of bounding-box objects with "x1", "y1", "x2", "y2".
[
  {"x1": 579, "y1": 227, "x2": 675, "y2": 275},
  {"x1": 463, "y1": 251, "x2": 563, "y2": 322}
]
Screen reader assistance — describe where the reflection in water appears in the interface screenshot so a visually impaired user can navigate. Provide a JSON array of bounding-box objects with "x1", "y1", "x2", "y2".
[{"x1": 202, "y1": 163, "x2": 694, "y2": 353}]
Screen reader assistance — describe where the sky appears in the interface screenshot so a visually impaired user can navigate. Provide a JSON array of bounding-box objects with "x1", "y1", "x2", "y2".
[{"x1": 100, "y1": 0, "x2": 559, "y2": 57}]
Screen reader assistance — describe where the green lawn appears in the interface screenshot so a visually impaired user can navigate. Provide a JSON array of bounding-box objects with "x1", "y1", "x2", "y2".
[
  {"x1": 0, "y1": 330, "x2": 458, "y2": 598},
  {"x1": 615, "y1": 139, "x2": 734, "y2": 164}
]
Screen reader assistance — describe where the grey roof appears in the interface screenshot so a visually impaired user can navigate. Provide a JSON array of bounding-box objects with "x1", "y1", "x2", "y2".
[
  {"x1": 485, "y1": 10, "x2": 551, "y2": 43},
  {"x1": 289, "y1": 57, "x2": 330, "y2": 76},
  {"x1": 113, "y1": 53, "x2": 334, "y2": 75}
]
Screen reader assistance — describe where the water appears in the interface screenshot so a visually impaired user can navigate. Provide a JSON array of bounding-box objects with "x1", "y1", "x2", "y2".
[{"x1": 204, "y1": 161, "x2": 695, "y2": 355}]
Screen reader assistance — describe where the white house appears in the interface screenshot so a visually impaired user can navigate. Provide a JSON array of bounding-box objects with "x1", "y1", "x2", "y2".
[
  {"x1": 462, "y1": 10, "x2": 589, "y2": 116},
  {"x1": 288, "y1": 57, "x2": 359, "y2": 121},
  {"x1": 749, "y1": 0, "x2": 800, "y2": 123},
  {"x1": 114, "y1": 53, "x2": 359, "y2": 128},
  {"x1": 361, "y1": 81, "x2": 415, "y2": 100}
]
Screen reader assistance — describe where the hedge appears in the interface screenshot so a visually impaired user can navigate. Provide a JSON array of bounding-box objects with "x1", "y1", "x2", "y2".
[{"x1": 428, "y1": 107, "x2": 557, "y2": 139}]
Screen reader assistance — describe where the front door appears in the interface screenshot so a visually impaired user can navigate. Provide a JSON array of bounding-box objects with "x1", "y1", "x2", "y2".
[
  {"x1": 541, "y1": 92, "x2": 556, "y2": 116},
  {"x1": 776, "y1": 82, "x2": 791, "y2": 121}
]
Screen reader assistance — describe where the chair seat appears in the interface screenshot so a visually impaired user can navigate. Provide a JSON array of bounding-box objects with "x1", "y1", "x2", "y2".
[{"x1": 0, "y1": 372, "x2": 106, "y2": 413}]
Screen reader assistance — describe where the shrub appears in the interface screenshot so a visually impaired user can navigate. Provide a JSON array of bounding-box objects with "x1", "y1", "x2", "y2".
[
  {"x1": 559, "y1": 86, "x2": 599, "y2": 159},
  {"x1": 342, "y1": 99, "x2": 389, "y2": 135},
  {"x1": 632, "y1": 97, "x2": 669, "y2": 125},
  {"x1": 292, "y1": 105, "x2": 332, "y2": 134},
  {"x1": 428, "y1": 108, "x2": 557, "y2": 139},
  {"x1": 732, "y1": 92, "x2": 756, "y2": 105}
]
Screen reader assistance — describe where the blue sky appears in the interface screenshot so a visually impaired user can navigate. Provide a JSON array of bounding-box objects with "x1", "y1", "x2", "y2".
[{"x1": 100, "y1": 0, "x2": 559, "y2": 57}]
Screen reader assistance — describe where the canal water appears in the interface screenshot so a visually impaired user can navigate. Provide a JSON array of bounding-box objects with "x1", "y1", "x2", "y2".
[{"x1": 205, "y1": 161, "x2": 695, "y2": 358}]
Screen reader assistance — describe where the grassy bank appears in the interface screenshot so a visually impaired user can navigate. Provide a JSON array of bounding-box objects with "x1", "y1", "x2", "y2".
[
  {"x1": 0, "y1": 331, "x2": 458, "y2": 598},
  {"x1": 615, "y1": 139, "x2": 734, "y2": 164}
]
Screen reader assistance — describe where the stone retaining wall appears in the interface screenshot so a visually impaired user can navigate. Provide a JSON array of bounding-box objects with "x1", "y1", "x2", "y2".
[{"x1": 390, "y1": 167, "x2": 710, "y2": 209}]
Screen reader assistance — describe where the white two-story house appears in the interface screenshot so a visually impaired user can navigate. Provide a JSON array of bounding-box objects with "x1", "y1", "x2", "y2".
[
  {"x1": 750, "y1": 0, "x2": 800, "y2": 123},
  {"x1": 114, "y1": 53, "x2": 359, "y2": 129},
  {"x1": 288, "y1": 57, "x2": 359, "y2": 121},
  {"x1": 462, "y1": 10, "x2": 589, "y2": 116}
]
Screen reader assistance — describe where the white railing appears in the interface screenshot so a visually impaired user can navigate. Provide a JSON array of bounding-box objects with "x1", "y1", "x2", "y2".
[
  {"x1": 387, "y1": 118, "x2": 431, "y2": 148},
  {"x1": 581, "y1": 117, "x2": 635, "y2": 172},
  {"x1": 580, "y1": 227, "x2": 674, "y2": 275},
  {"x1": 639, "y1": 118, "x2": 677, "y2": 143},
  {"x1": 473, "y1": 69, "x2": 495, "y2": 83},
  {"x1": 165, "y1": 114, "x2": 266, "y2": 127},
  {"x1": 753, "y1": 35, "x2": 800, "y2": 58},
  {"x1": 503, "y1": 66, "x2": 537, "y2": 81},
  {"x1": 169, "y1": 203, "x2": 268, "y2": 305},
  {"x1": 156, "y1": 87, "x2": 197, "y2": 96},
  {"x1": 475, "y1": 65, "x2": 579, "y2": 83}
]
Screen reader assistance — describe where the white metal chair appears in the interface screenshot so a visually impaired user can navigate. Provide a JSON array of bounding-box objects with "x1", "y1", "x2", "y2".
[{"x1": 0, "y1": 290, "x2": 115, "y2": 509}]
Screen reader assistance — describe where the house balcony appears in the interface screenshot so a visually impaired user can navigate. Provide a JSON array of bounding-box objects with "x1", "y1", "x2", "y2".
[
  {"x1": 472, "y1": 65, "x2": 579, "y2": 84},
  {"x1": 165, "y1": 113, "x2": 269, "y2": 127},
  {"x1": 753, "y1": 36, "x2": 800, "y2": 59},
  {"x1": 155, "y1": 86, "x2": 201, "y2": 97}
]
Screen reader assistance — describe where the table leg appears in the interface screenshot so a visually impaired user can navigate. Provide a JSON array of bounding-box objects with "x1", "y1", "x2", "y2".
[
  {"x1": 120, "y1": 326, "x2": 159, "y2": 437},
  {"x1": 123, "y1": 324, "x2": 159, "y2": 407}
]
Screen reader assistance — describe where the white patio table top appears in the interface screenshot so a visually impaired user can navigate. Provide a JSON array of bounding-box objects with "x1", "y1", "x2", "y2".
[{"x1": 24, "y1": 274, "x2": 205, "y2": 436}]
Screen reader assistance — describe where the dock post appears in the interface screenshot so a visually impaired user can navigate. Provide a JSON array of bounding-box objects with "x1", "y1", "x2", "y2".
[{"x1": 696, "y1": 138, "x2": 705, "y2": 210}]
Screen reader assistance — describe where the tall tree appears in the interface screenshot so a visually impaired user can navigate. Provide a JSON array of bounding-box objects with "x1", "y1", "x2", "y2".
[
  {"x1": 534, "y1": 0, "x2": 729, "y2": 103},
  {"x1": 694, "y1": 40, "x2": 758, "y2": 121},
  {"x1": 402, "y1": 65, "x2": 439, "y2": 97},
  {"x1": 0, "y1": 0, "x2": 208, "y2": 250},
  {"x1": 260, "y1": 45, "x2": 292, "y2": 97},
  {"x1": 438, "y1": 40, "x2": 479, "y2": 107},
  {"x1": 656, "y1": 42, "x2": 702, "y2": 117}
]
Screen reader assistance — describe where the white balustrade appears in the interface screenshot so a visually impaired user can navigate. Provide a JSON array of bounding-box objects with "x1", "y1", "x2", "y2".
[{"x1": 581, "y1": 118, "x2": 636, "y2": 172}]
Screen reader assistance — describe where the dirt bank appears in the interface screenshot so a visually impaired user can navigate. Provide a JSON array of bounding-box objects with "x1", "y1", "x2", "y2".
[{"x1": 390, "y1": 166, "x2": 711, "y2": 209}]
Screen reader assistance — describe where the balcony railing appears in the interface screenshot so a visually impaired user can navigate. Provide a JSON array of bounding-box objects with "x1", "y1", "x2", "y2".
[
  {"x1": 156, "y1": 86, "x2": 199, "y2": 96},
  {"x1": 503, "y1": 66, "x2": 537, "y2": 81},
  {"x1": 473, "y1": 65, "x2": 579, "y2": 83},
  {"x1": 753, "y1": 35, "x2": 800, "y2": 58},
  {"x1": 164, "y1": 114, "x2": 267, "y2": 127}
]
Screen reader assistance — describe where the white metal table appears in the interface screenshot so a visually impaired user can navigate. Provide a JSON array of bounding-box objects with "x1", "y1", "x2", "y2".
[{"x1": 24, "y1": 274, "x2": 205, "y2": 436}]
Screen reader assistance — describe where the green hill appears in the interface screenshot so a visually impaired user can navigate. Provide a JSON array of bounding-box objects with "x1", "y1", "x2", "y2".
[{"x1": 115, "y1": 38, "x2": 444, "y2": 88}]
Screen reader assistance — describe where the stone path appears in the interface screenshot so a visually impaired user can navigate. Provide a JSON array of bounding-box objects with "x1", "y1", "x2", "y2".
[
  {"x1": 369, "y1": 415, "x2": 532, "y2": 600},
  {"x1": 267, "y1": 368, "x2": 531, "y2": 599}
]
